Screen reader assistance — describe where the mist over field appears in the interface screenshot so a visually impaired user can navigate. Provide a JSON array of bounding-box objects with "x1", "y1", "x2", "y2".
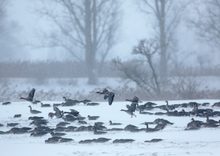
[
  {"x1": 0, "y1": 1, "x2": 220, "y2": 156},
  {"x1": 0, "y1": 0, "x2": 219, "y2": 101}
]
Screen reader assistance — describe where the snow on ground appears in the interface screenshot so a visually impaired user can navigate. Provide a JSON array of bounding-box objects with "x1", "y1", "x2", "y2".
[
  {"x1": 0, "y1": 78, "x2": 135, "y2": 101},
  {"x1": 0, "y1": 99, "x2": 220, "y2": 156}
]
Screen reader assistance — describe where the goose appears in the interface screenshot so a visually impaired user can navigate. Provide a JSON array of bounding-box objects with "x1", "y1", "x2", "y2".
[
  {"x1": 93, "y1": 123, "x2": 107, "y2": 134},
  {"x1": 78, "y1": 120, "x2": 87, "y2": 124},
  {"x1": 107, "y1": 128, "x2": 124, "y2": 131},
  {"x1": 79, "y1": 138, "x2": 111, "y2": 144},
  {"x1": 2, "y1": 101, "x2": 11, "y2": 105},
  {"x1": 212, "y1": 102, "x2": 220, "y2": 107},
  {"x1": 65, "y1": 126, "x2": 77, "y2": 132},
  {"x1": 56, "y1": 122, "x2": 70, "y2": 127},
  {"x1": 28, "y1": 106, "x2": 41, "y2": 114},
  {"x1": 144, "y1": 138, "x2": 163, "y2": 143},
  {"x1": 79, "y1": 139, "x2": 94, "y2": 144},
  {"x1": 9, "y1": 127, "x2": 32, "y2": 134},
  {"x1": 53, "y1": 105, "x2": 63, "y2": 118},
  {"x1": 48, "y1": 112, "x2": 55, "y2": 118},
  {"x1": 30, "y1": 119, "x2": 48, "y2": 126},
  {"x1": 96, "y1": 88, "x2": 115, "y2": 105},
  {"x1": 41, "y1": 103, "x2": 51, "y2": 107},
  {"x1": 7, "y1": 123, "x2": 19, "y2": 127},
  {"x1": 153, "y1": 118, "x2": 173, "y2": 125},
  {"x1": 62, "y1": 96, "x2": 80, "y2": 106},
  {"x1": 68, "y1": 109, "x2": 80, "y2": 116},
  {"x1": 165, "y1": 100, "x2": 175, "y2": 111},
  {"x1": 91, "y1": 137, "x2": 111, "y2": 143},
  {"x1": 20, "y1": 88, "x2": 35, "y2": 102},
  {"x1": 93, "y1": 126, "x2": 107, "y2": 135},
  {"x1": 45, "y1": 137, "x2": 62, "y2": 144},
  {"x1": 59, "y1": 138, "x2": 73, "y2": 143},
  {"x1": 55, "y1": 126, "x2": 66, "y2": 132},
  {"x1": 50, "y1": 131, "x2": 66, "y2": 137},
  {"x1": 206, "y1": 116, "x2": 219, "y2": 124},
  {"x1": 205, "y1": 116, "x2": 219, "y2": 127},
  {"x1": 113, "y1": 139, "x2": 135, "y2": 143},
  {"x1": 124, "y1": 124, "x2": 139, "y2": 132},
  {"x1": 13, "y1": 114, "x2": 22, "y2": 118},
  {"x1": 109, "y1": 120, "x2": 122, "y2": 126},
  {"x1": 28, "y1": 116, "x2": 44, "y2": 120},
  {"x1": 88, "y1": 115, "x2": 99, "y2": 120},
  {"x1": 86, "y1": 102, "x2": 100, "y2": 106},
  {"x1": 185, "y1": 118, "x2": 204, "y2": 130},
  {"x1": 30, "y1": 131, "x2": 48, "y2": 137}
]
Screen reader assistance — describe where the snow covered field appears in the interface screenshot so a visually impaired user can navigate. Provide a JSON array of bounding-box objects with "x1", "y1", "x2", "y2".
[{"x1": 0, "y1": 99, "x2": 220, "y2": 156}]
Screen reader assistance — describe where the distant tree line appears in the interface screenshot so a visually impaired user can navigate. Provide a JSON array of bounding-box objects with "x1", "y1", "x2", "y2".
[
  {"x1": 0, "y1": 61, "x2": 219, "y2": 79},
  {"x1": 0, "y1": 61, "x2": 119, "y2": 78}
]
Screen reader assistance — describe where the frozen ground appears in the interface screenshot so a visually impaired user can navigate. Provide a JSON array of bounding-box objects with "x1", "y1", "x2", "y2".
[
  {"x1": 0, "y1": 99, "x2": 220, "y2": 156},
  {"x1": 0, "y1": 78, "x2": 135, "y2": 101}
]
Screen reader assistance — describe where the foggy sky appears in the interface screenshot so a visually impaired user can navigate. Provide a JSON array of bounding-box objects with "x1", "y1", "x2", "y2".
[{"x1": 5, "y1": 0, "x2": 219, "y2": 65}]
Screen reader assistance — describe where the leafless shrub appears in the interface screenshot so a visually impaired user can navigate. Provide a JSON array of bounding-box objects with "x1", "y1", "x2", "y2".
[
  {"x1": 171, "y1": 76, "x2": 201, "y2": 99},
  {"x1": 114, "y1": 39, "x2": 161, "y2": 97}
]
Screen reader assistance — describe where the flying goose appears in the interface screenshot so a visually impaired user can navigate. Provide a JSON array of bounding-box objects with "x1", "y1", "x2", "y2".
[
  {"x1": 96, "y1": 88, "x2": 115, "y2": 105},
  {"x1": 20, "y1": 88, "x2": 35, "y2": 102}
]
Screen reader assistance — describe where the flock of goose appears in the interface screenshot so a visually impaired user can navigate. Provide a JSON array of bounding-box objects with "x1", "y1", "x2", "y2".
[{"x1": 0, "y1": 88, "x2": 220, "y2": 144}]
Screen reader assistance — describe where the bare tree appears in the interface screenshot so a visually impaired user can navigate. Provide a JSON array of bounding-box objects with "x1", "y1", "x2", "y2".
[
  {"x1": 114, "y1": 39, "x2": 161, "y2": 96},
  {"x1": 39, "y1": 0, "x2": 119, "y2": 84},
  {"x1": 0, "y1": 0, "x2": 22, "y2": 61},
  {"x1": 191, "y1": 0, "x2": 220, "y2": 46},
  {"x1": 137, "y1": 0, "x2": 189, "y2": 82}
]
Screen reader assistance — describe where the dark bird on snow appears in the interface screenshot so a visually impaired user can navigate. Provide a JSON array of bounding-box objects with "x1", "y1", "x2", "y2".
[
  {"x1": 28, "y1": 105, "x2": 41, "y2": 114},
  {"x1": 185, "y1": 118, "x2": 204, "y2": 130},
  {"x1": 212, "y1": 102, "x2": 220, "y2": 108},
  {"x1": 7, "y1": 123, "x2": 19, "y2": 127},
  {"x1": 62, "y1": 96, "x2": 80, "y2": 106},
  {"x1": 93, "y1": 123, "x2": 107, "y2": 135},
  {"x1": 13, "y1": 114, "x2": 22, "y2": 118},
  {"x1": 2, "y1": 101, "x2": 11, "y2": 105},
  {"x1": 109, "y1": 120, "x2": 122, "y2": 126},
  {"x1": 50, "y1": 131, "x2": 66, "y2": 137},
  {"x1": 45, "y1": 136, "x2": 61, "y2": 144},
  {"x1": 165, "y1": 100, "x2": 175, "y2": 111},
  {"x1": 56, "y1": 122, "x2": 70, "y2": 127},
  {"x1": 144, "y1": 138, "x2": 163, "y2": 143},
  {"x1": 88, "y1": 115, "x2": 100, "y2": 120},
  {"x1": 48, "y1": 112, "x2": 55, "y2": 118},
  {"x1": 41, "y1": 103, "x2": 51, "y2": 107},
  {"x1": 113, "y1": 139, "x2": 135, "y2": 143},
  {"x1": 96, "y1": 88, "x2": 115, "y2": 105}
]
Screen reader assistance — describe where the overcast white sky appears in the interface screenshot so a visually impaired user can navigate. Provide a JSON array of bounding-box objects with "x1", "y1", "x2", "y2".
[{"x1": 6, "y1": 0, "x2": 219, "y2": 65}]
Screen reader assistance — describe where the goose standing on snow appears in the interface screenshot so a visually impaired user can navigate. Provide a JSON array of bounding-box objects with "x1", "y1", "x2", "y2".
[
  {"x1": 28, "y1": 106, "x2": 41, "y2": 114},
  {"x1": 109, "y1": 120, "x2": 122, "y2": 126}
]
